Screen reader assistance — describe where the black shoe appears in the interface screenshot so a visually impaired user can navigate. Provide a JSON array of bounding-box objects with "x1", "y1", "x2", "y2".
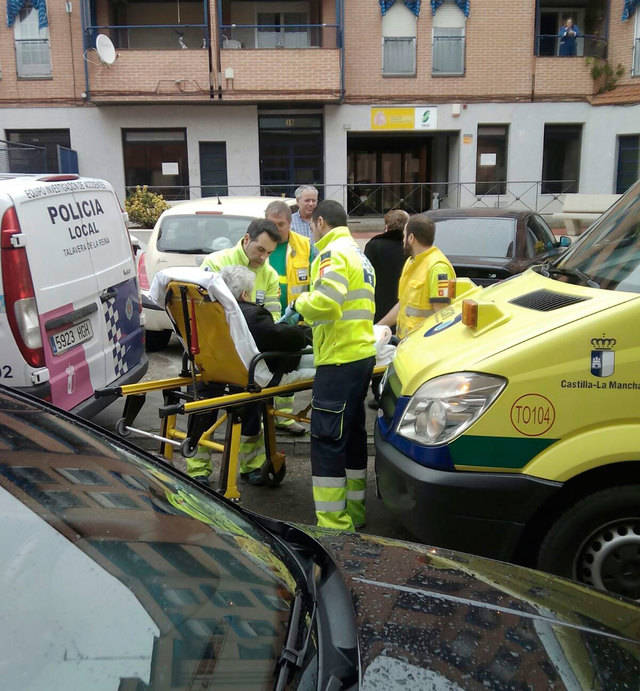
[
  {"x1": 192, "y1": 475, "x2": 210, "y2": 487},
  {"x1": 240, "y1": 468, "x2": 265, "y2": 486},
  {"x1": 367, "y1": 399, "x2": 380, "y2": 410},
  {"x1": 275, "y1": 421, "x2": 307, "y2": 436}
]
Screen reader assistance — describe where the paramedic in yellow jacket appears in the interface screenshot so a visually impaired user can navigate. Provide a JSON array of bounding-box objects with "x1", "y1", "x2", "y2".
[
  {"x1": 265, "y1": 199, "x2": 314, "y2": 437},
  {"x1": 190, "y1": 218, "x2": 282, "y2": 486},
  {"x1": 201, "y1": 218, "x2": 282, "y2": 320},
  {"x1": 292, "y1": 200, "x2": 376, "y2": 531},
  {"x1": 379, "y1": 213, "x2": 456, "y2": 339}
]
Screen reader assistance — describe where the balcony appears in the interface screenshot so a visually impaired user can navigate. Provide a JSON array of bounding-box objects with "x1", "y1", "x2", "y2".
[{"x1": 81, "y1": 0, "x2": 343, "y2": 103}]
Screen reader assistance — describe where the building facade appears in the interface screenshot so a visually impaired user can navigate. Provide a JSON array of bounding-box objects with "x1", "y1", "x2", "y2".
[{"x1": 1, "y1": 0, "x2": 640, "y2": 215}]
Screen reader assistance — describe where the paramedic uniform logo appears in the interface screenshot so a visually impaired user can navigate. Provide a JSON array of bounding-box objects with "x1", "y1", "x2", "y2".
[{"x1": 591, "y1": 336, "x2": 616, "y2": 377}]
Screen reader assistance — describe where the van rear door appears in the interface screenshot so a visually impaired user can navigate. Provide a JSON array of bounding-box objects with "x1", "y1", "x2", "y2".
[{"x1": 11, "y1": 178, "x2": 142, "y2": 410}]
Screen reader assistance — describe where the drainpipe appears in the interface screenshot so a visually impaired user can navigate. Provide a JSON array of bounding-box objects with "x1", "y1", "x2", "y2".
[
  {"x1": 204, "y1": 0, "x2": 215, "y2": 99},
  {"x1": 339, "y1": 0, "x2": 345, "y2": 103},
  {"x1": 215, "y1": 0, "x2": 223, "y2": 99},
  {"x1": 80, "y1": 0, "x2": 91, "y2": 101}
]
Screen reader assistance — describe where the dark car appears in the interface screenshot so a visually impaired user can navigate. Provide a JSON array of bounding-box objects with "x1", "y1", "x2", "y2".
[
  {"x1": 429, "y1": 208, "x2": 570, "y2": 285},
  {"x1": 2, "y1": 385, "x2": 640, "y2": 689}
]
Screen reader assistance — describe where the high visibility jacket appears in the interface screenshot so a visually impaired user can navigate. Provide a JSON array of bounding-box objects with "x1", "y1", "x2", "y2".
[
  {"x1": 201, "y1": 239, "x2": 281, "y2": 319},
  {"x1": 295, "y1": 226, "x2": 376, "y2": 366},
  {"x1": 285, "y1": 230, "x2": 312, "y2": 300},
  {"x1": 397, "y1": 246, "x2": 456, "y2": 339}
]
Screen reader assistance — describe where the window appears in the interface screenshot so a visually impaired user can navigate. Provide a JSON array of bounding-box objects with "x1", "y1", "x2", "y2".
[
  {"x1": 633, "y1": 11, "x2": 640, "y2": 76},
  {"x1": 6, "y1": 129, "x2": 71, "y2": 173},
  {"x1": 525, "y1": 215, "x2": 556, "y2": 257},
  {"x1": 383, "y1": 37, "x2": 416, "y2": 75},
  {"x1": 432, "y1": 2, "x2": 465, "y2": 76},
  {"x1": 382, "y1": 3, "x2": 417, "y2": 76},
  {"x1": 542, "y1": 124, "x2": 582, "y2": 194},
  {"x1": 123, "y1": 129, "x2": 189, "y2": 201},
  {"x1": 257, "y1": 11, "x2": 309, "y2": 48},
  {"x1": 616, "y1": 135, "x2": 640, "y2": 194},
  {"x1": 13, "y1": 3, "x2": 51, "y2": 78},
  {"x1": 476, "y1": 126, "x2": 508, "y2": 195}
]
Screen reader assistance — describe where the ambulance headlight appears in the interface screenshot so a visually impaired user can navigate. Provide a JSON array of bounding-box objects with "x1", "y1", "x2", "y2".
[{"x1": 397, "y1": 372, "x2": 506, "y2": 445}]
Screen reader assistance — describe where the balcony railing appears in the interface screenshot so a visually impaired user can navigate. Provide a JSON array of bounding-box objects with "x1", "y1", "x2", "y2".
[
  {"x1": 535, "y1": 34, "x2": 607, "y2": 59},
  {"x1": 85, "y1": 24, "x2": 209, "y2": 51},
  {"x1": 220, "y1": 24, "x2": 339, "y2": 50}
]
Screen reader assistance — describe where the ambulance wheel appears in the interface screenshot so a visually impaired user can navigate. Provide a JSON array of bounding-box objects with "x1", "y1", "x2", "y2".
[
  {"x1": 145, "y1": 329, "x2": 172, "y2": 352},
  {"x1": 263, "y1": 458, "x2": 286, "y2": 486},
  {"x1": 115, "y1": 418, "x2": 130, "y2": 437},
  {"x1": 536, "y1": 485, "x2": 640, "y2": 600},
  {"x1": 180, "y1": 438, "x2": 198, "y2": 458}
]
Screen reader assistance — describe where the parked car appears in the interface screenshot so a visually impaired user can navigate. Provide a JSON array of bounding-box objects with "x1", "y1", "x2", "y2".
[
  {"x1": 2, "y1": 384, "x2": 640, "y2": 689},
  {"x1": 137, "y1": 196, "x2": 295, "y2": 350},
  {"x1": 428, "y1": 208, "x2": 570, "y2": 285},
  {"x1": 0, "y1": 173, "x2": 147, "y2": 416}
]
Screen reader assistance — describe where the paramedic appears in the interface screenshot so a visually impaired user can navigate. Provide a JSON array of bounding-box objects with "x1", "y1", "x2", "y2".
[{"x1": 292, "y1": 200, "x2": 377, "y2": 531}]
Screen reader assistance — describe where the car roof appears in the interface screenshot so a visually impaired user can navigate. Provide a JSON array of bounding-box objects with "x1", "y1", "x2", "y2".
[
  {"x1": 427, "y1": 208, "x2": 530, "y2": 220},
  {"x1": 161, "y1": 195, "x2": 296, "y2": 218}
]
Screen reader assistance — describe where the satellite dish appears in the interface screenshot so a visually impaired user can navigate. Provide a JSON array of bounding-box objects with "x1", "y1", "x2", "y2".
[{"x1": 95, "y1": 34, "x2": 117, "y2": 65}]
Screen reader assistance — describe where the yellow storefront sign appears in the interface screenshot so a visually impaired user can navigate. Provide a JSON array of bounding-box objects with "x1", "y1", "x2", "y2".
[{"x1": 371, "y1": 107, "x2": 415, "y2": 130}]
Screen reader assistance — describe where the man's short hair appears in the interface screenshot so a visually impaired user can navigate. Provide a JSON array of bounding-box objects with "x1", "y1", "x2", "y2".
[
  {"x1": 294, "y1": 184, "x2": 318, "y2": 200},
  {"x1": 220, "y1": 265, "x2": 255, "y2": 300},
  {"x1": 384, "y1": 209, "x2": 410, "y2": 233},
  {"x1": 405, "y1": 214, "x2": 435, "y2": 247},
  {"x1": 246, "y1": 218, "x2": 281, "y2": 243},
  {"x1": 265, "y1": 200, "x2": 292, "y2": 222},
  {"x1": 312, "y1": 200, "x2": 347, "y2": 229}
]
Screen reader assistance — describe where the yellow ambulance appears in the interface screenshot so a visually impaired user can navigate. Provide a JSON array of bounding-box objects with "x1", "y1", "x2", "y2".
[{"x1": 375, "y1": 180, "x2": 640, "y2": 599}]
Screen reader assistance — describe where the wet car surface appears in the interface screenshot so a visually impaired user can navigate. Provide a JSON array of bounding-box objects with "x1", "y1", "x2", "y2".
[{"x1": 1, "y1": 385, "x2": 639, "y2": 689}]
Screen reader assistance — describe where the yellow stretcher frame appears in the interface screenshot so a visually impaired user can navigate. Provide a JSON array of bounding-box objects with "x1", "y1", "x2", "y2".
[{"x1": 96, "y1": 278, "x2": 386, "y2": 502}]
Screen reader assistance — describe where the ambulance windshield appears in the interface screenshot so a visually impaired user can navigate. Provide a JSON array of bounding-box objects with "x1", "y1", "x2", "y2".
[{"x1": 554, "y1": 180, "x2": 640, "y2": 293}]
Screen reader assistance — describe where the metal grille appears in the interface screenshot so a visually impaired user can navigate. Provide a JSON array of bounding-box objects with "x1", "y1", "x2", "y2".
[
  {"x1": 0, "y1": 139, "x2": 46, "y2": 174},
  {"x1": 509, "y1": 289, "x2": 589, "y2": 312}
]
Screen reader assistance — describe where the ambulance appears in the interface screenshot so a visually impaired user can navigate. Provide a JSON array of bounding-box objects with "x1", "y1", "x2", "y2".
[
  {"x1": 0, "y1": 174, "x2": 147, "y2": 416},
  {"x1": 375, "y1": 179, "x2": 640, "y2": 599}
]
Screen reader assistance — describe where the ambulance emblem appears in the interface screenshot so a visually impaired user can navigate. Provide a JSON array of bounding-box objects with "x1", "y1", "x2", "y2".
[{"x1": 590, "y1": 336, "x2": 616, "y2": 377}]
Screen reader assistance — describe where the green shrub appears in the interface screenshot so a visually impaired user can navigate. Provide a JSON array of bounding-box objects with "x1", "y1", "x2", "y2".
[{"x1": 125, "y1": 186, "x2": 169, "y2": 228}]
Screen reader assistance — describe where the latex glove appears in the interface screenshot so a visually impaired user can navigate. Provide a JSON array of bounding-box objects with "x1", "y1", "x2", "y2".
[{"x1": 278, "y1": 302, "x2": 300, "y2": 325}]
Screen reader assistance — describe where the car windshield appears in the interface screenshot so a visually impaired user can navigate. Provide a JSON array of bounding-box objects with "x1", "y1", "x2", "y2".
[
  {"x1": 0, "y1": 392, "x2": 310, "y2": 690},
  {"x1": 433, "y1": 217, "x2": 517, "y2": 258},
  {"x1": 552, "y1": 180, "x2": 640, "y2": 293},
  {"x1": 157, "y1": 214, "x2": 255, "y2": 253}
]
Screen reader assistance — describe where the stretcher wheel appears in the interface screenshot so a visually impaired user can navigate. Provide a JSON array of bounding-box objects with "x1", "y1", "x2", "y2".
[
  {"x1": 180, "y1": 438, "x2": 198, "y2": 458},
  {"x1": 263, "y1": 457, "x2": 286, "y2": 486},
  {"x1": 115, "y1": 418, "x2": 130, "y2": 437}
]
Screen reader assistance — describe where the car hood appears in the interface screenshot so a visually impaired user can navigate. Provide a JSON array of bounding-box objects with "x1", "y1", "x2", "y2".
[
  {"x1": 394, "y1": 268, "x2": 638, "y2": 396},
  {"x1": 311, "y1": 530, "x2": 640, "y2": 689}
]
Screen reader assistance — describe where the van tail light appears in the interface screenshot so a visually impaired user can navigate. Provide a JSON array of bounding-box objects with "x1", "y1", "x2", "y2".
[
  {"x1": 1, "y1": 207, "x2": 44, "y2": 367},
  {"x1": 137, "y1": 251, "x2": 150, "y2": 290}
]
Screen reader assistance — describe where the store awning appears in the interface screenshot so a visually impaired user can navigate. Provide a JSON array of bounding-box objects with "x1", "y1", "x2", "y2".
[
  {"x1": 622, "y1": 0, "x2": 640, "y2": 20},
  {"x1": 6, "y1": 0, "x2": 48, "y2": 28},
  {"x1": 431, "y1": 0, "x2": 470, "y2": 17},
  {"x1": 379, "y1": 0, "x2": 421, "y2": 17}
]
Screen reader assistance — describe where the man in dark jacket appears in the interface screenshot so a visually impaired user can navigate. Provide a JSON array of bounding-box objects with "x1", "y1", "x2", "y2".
[{"x1": 364, "y1": 209, "x2": 409, "y2": 323}]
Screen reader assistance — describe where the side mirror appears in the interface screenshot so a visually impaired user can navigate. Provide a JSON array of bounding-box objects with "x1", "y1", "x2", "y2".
[{"x1": 558, "y1": 235, "x2": 571, "y2": 248}]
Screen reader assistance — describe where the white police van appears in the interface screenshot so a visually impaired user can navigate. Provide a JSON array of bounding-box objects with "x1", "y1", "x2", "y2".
[{"x1": 0, "y1": 174, "x2": 147, "y2": 415}]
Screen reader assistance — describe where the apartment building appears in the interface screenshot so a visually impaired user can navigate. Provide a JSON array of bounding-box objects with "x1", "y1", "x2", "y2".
[{"x1": 1, "y1": 0, "x2": 640, "y2": 215}]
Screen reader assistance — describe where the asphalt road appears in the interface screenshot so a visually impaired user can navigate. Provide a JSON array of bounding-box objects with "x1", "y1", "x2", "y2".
[{"x1": 93, "y1": 336, "x2": 414, "y2": 542}]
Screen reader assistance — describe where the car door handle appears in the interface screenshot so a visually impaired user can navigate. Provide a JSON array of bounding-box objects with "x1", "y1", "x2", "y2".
[{"x1": 100, "y1": 287, "x2": 118, "y2": 303}]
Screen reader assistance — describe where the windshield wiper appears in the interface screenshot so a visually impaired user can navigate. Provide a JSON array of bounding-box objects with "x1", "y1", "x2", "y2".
[
  {"x1": 275, "y1": 589, "x2": 317, "y2": 691},
  {"x1": 538, "y1": 262, "x2": 600, "y2": 288}
]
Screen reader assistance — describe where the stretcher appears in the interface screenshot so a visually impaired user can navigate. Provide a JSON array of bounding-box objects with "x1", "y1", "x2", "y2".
[{"x1": 97, "y1": 268, "x2": 387, "y2": 502}]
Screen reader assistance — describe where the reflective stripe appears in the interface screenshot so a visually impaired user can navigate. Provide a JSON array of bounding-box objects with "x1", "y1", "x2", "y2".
[
  {"x1": 347, "y1": 489, "x2": 366, "y2": 501},
  {"x1": 405, "y1": 306, "x2": 434, "y2": 318},
  {"x1": 316, "y1": 282, "x2": 345, "y2": 304},
  {"x1": 315, "y1": 500, "x2": 346, "y2": 512},
  {"x1": 346, "y1": 289, "x2": 374, "y2": 301},
  {"x1": 313, "y1": 476, "x2": 346, "y2": 488},
  {"x1": 265, "y1": 301, "x2": 281, "y2": 313},
  {"x1": 289, "y1": 285, "x2": 308, "y2": 295},
  {"x1": 346, "y1": 469, "x2": 366, "y2": 480},
  {"x1": 313, "y1": 319, "x2": 331, "y2": 325},
  {"x1": 321, "y1": 271, "x2": 349, "y2": 288},
  {"x1": 341, "y1": 309, "x2": 375, "y2": 321},
  {"x1": 238, "y1": 447, "x2": 263, "y2": 463}
]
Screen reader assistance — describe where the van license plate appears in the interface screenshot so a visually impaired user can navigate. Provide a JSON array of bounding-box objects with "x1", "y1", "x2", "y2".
[{"x1": 50, "y1": 320, "x2": 93, "y2": 355}]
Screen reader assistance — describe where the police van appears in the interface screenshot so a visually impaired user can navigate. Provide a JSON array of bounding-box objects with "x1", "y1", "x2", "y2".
[
  {"x1": 0, "y1": 174, "x2": 147, "y2": 415},
  {"x1": 375, "y1": 179, "x2": 640, "y2": 599}
]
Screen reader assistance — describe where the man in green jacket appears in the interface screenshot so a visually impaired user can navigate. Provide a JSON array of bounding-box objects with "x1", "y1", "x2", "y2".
[{"x1": 293, "y1": 200, "x2": 377, "y2": 531}]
